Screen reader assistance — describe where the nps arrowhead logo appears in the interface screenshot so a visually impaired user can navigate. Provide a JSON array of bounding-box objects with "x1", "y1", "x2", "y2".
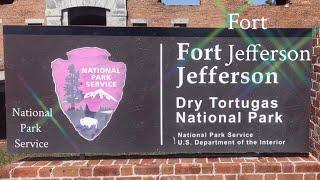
[{"x1": 51, "y1": 47, "x2": 127, "y2": 141}]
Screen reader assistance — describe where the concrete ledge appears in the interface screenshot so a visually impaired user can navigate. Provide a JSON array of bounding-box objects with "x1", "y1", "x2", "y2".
[{"x1": 1, "y1": 155, "x2": 320, "y2": 179}]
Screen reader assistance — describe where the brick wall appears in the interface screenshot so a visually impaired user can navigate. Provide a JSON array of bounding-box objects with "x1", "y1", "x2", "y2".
[
  {"x1": 1, "y1": 0, "x2": 320, "y2": 68},
  {"x1": 310, "y1": 32, "x2": 320, "y2": 160},
  {"x1": 0, "y1": 0, "x2": 45, "y2": 70},
  {"x1": 1, "y1": 156, "x2": 320, "y2": 179},
  {"x1": 127, "y1": 0, "x2": 320, "y2": 28},
  {"x1": 127, "y1": 0, "x2": 240, "y2": 27}
]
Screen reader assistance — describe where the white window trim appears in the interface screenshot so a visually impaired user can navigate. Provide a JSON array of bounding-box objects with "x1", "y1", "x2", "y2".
[
  {"x1": 171, "y1": 18, "x2": 189, "y2": 27},
  {"x1": 25, "y1": 19, "x2": 45, "y2": 25},
  {"x1": 131, "y1": 18, "x2": 148, "y2": 26}
]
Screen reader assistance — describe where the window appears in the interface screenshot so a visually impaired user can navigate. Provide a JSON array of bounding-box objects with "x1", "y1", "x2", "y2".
[
  {"x1": 68, "y1": 7, "x2": 106, "y2": 26},
  {"x1": 162, "y1": 0, "x2": 200, "y2": 5},
  {"x1": 172, "y1": 18, "x2": 188, "y2": 28},
  {"x1": 174, "y1": 23, "x2": 187, "y2": 28},
  {"x1": 0, "y1": 0, "x2": 14, "y2": 5},
  {"x1": 275, "y1": 0, "x2": 289, "y2": 5},
  {"x1": 25, "y1": 19, "x2": 44, "y2": 26},
  {"x1": 131, "y1": 19, "x2": 148, "y2": 27},
  {"x1": 247, "y1": 0, "x2": 289, "y2": 5}
]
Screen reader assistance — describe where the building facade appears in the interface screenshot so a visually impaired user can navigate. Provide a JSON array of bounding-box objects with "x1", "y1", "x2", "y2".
[
  {"x1": 0, "y1": 0, "x2": 320, "y2": 155},
  {"x1": 0, "y1": 0, "x2": 319, "y2": 70}
]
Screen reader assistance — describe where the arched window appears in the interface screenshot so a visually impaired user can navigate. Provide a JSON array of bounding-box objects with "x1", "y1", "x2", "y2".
[
  {"x1": 68, "y1": 7, "x2": 107, "y2": 26},
  {"x1": 0, "y1": 0, "x2": 14, "y2": 5}
]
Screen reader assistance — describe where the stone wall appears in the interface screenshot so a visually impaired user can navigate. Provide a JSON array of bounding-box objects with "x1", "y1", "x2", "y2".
[{"x1": 45, "y1": 0, "x2": 126, "y2": 26}]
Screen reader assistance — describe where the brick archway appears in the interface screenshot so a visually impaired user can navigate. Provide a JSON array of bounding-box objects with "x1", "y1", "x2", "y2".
[{"x1": 45, "y1": 0, "x2": 126, "y2": 26}]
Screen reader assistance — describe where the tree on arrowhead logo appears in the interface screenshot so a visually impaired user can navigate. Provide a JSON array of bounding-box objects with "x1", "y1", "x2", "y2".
[{"x1": 51, "y1": 47, "x2": 127, "y2": 141}]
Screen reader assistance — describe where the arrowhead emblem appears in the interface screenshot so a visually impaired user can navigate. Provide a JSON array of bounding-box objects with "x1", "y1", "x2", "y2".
[{"x1": 51, "y1": 47, "x2": 127, "y2": 141}]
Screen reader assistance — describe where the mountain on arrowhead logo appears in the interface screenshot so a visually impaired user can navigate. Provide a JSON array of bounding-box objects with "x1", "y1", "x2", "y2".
[
  {"x1": 51, "y1": 47, "x2": 127, "y2": 141},
  {"x1": 84, "y1": 89, "x2": 118, "y2": 102}
]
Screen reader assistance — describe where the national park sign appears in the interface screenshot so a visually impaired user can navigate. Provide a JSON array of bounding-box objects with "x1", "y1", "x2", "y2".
[{"x1": 4, "y1": 26, "x2": 312, "y2": 154}]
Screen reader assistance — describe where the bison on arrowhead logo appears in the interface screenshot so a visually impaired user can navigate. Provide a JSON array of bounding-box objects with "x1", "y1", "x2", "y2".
[{"x1": 51, "y1": 47, "x2": 127, "y2": 141}]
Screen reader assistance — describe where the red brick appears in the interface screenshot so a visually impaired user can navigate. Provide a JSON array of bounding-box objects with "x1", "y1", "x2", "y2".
[
  {"x1": 175, "y1": 164, "x2": 201, "y2": 174},
  {"x1": 114, "y1": 159, "x2": 128, "y2": 165},
  {"x1": 154, "y1": 159, "x2": 167, "y2": 164},
  {"x1": 134, "y1": 164, "x2": 159, "y2": 175},
  {"x1": 121, "y1": 165, "x2": 133, "y2": 176},
  {"x1": 33, "y1": 161, "x2": 50, "y2": 167},
  {"x1": 195, "y1": 158, "x2": 207, "y2": 163},
  {"x1": 143, "y1": 176, "x2": 156, "y2": 180},
  {"x1": 93, "y1": 165, "x2": 120, "y2": 176},
  {"x1": 0, "y1": 163, "x2": 19, "y2": 178},
  {"x1": 38, "y1": 167, "x2": 52, "y2": 177},
  {"x1": 79, "y1": 166, "x2": 92, "y2": 177},
  {"x1": 128, "y1": 159, "x2": 141, "y2": 165},
  {"x1": 231, "y1": 158, "x2": 245, "y2": 162},
  {"x1": 11, "y1": 167, "x2": 39, "y2": 178},
  {"x1": 52, "y1": 166, "x2": 79, "y2": 177},
  {"x1": 266, "y1": 157, "x2": 277, "y2": 162},
  {"x1": 241, "y1": 163, "x2": 254, "y2": 173},
  {"x1": 315, "y1": 65, "x2": 320, "y2": 73},
  {"x1": 201, "y1": 163, "x2": 213, "y2": 174},
  {"x1": 277, "y1": 174, "x2": 303, "y2": 180},
  {"x1": 20, "y1": 161, "x2": 38, "y2": 166},
  {"x1": 72, "y1": 161, "x2": 88, "y2": 166},
  {"x1": 185, "y1": 176, "x2": 197, "y2": 180},
  {"x1": 141, "y1": 159, "x2": 154, "y2": 164},
  {"x1": 101, "y1": 160, "x2": 114, "y2": 165},
  {"x1": 214, "y1": 163, "x2": 240, "y2": 174},
  {"x1": 219, "y1": 157, "x2": 232, "y2": 162},
  {"x1": 255, "y1": 163, "x2": 281, "y2": 173},
  {"x1": 198, "y1": 175, "x2": 223, "y2": 180},
  {"x1": 225, "y1": 175, "x2": 236, "y2": 180},
  {"x1": 180, "y1": 158, "x2": 193, "y2": 163},
  {"x1": 207, "y1": 158, "x2": 219, "y2": 162},
  {"x1": 304, "y1": 174, "x2": 316, "y2": 180},
  {"x1": 167, "y1": 158, "x2": 180, "y2": 164},
  {"x1": 159, "y1": 176, "x2": 183, "y2": 180},
  {"x1": 295, "y1": 163, "x2": 320, "y2": 172},
  {"x1": 102, "y1": 178, "x2": 115, "y2": 180},
  {"x1": 116, "y1": 177, "x2": 141, "y2": 180},
  {"x1": 281, "y1": 162, "x2": 294, "y2": 173},
  {"x1": 276, "y1": 157, "x2": 289, "y2": 162},
  {"x1": 48, "y1": 161, "x2": 63, "y2": 166},
  {"x1": 238, "y1": 175, "x2": 263, "y2": 180},
  {"x1": 161, "y1": 164, "x2": 174, "y2": 174},
  {"x1": 265, "y1": 174, "x2": 276, "y2": 180},
  {"x1": 87, "y1": 160, "x2": 100, "y2": 166}
]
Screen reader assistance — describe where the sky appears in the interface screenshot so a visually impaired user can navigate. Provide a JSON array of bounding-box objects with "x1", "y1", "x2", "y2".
[
  {"x1": 162, "y1": 0, "x2": 200, "y2": 5},
  {"x1": 250, "y1": 0, "x2": 270, "y2": 5},
  {"x1": 162, "y1": 0, "x2": 271, "y2": 5}
]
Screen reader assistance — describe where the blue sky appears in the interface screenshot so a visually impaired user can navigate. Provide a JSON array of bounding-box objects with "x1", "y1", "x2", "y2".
[
  {"x1": 250, "y1": 0, "x2": 270, "y2": 5},
  {"x1": 163, "y1": 0, "x2": 271, "y2": 5},
  {"x1": 162, "y1": 0, "x2": 200, "y2": 5}
]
